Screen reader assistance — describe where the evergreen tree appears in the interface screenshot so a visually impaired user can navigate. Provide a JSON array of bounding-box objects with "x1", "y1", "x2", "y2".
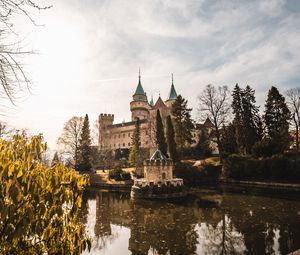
[
  {"x1": 156, "y1": 109, "x2": 168, "y2": 156},
  {"x1": 51, "y1": 152, "x2": 60, "y2": 167},
  {"x1": 231, "y1": 84, "x2": 245, "y2": 153},
  {"x1": 77, "y1": 114, "x2": 92, "y2": 172},
  {"x1": 166, "y1": 115, "x2": 178, "y2": 162},
  {"x1": 264, "y1": 86, "x2": 291, "y2": 153},
  {"x1": 195, "y1": 129, "x2": 212, "y2": 157},
  {"x1": 241, "y1": 85, "x2": 263, "y2": 154},
  {"x1": 171, "y1": 95, "x2": 194, "y2": 153},
  {"x1": 231, "y1": 84, "x2": 263, "y2": 154},
  {"x1": 221, "y1": 123, "x2": 238, "y2": 154},
  {"x1": 128, "y1": 118, "x2": 141, "y2": 167}
]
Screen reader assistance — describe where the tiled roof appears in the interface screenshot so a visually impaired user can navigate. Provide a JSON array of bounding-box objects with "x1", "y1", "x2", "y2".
[{"x1": 153, "y1": 96, "x2": 167, "y2": 109}]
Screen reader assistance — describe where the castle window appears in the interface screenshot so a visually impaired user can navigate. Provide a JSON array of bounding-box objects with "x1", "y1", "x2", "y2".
[
  {"x1": 146, "y1": 131, "x2": 148, "y2": 135},
  {"x1": 123, "y1": 143, "x2": 125, "y2": 147},
  {"x1": 128, "y1": 142, "x2": 130, "y2": 146},
  {"x1": 145, "y1": 141, "x2": 148, "y2": 145}
]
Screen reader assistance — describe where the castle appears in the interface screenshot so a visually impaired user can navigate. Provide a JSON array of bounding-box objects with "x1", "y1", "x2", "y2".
[
  {"x1": 98, "y1": 71, "x2": 180, "y2": 155},
  {"x1": 98, "y1": 71, "x2": 217, "y2": 155}
]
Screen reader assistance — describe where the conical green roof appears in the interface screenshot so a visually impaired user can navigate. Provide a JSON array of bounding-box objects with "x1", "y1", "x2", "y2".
[
  {"x1": 134, "y1": 70, "x2": 145, "y2": 95},
  {"x1": 134, "y1": 80, "x2": 145, "y2": 95},
  {"x1": 167, "y1": 84, "x2": 177, "y2": 100},
  {"x1": 150, "y1": 148, "x2": 167, "y2": 161}
]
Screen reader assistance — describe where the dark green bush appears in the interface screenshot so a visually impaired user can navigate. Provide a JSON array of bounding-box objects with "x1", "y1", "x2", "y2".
[
  {"x1": 225, "y1": 154, "x2": 300, "y2": 183},
  {"x1": 108, "y1": 165, "x2": 132, "y2": 181},
  {"x1": 174, "y1": 162, "x2": 221, "y2": 186}
]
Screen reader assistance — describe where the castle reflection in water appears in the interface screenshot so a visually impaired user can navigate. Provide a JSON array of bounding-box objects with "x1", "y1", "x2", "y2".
[{"x1": 80, "y1": 189, "x2": 300, "y2": 255}]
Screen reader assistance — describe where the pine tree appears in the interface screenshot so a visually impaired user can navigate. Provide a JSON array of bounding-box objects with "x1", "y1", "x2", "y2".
[
  {"x1": 195, "y1": 129, "x2": 212, "y2": 157},
  {"x1": 264, "y1": 86, "x2": 291, "y2": 153},
  {"x1": 241, "y1": 85, "x2": 263, "y2": 154},
  {"x1": 231, "y1": 84, "x2": 263, "y2": 154},
  {"x1": 156, "y1": 109, "x2": 168, "y2": 156},
  {"x1": 166, "y1": 115, "x2": 178, "y2": 162},
  {"x1": 221, "y1": 123, "x2": 238, "y2": 154},
  {"x1": 171, "y1": 95, "x2": 194, "y2": 153},
  {"x1": 128, "y1": 118, "x2": 141, "y2": 166},
  {"x1": 77, "y1": 114, "x2": 92, "y2": 172},
  {"x1": 231, "y1": 84, "x2": 245, "y2": 153}
]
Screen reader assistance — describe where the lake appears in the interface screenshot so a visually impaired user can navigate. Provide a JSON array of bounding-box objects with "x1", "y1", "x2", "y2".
[{"x1": 81, "y1": 188, "x2": 300, "y2": 255}]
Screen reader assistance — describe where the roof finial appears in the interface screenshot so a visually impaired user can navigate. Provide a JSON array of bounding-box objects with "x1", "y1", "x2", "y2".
[
  {"x1": 172, "y1": 73, "x2": 174, "y2": 85},
  {"x1": 138, "y1": 67, "x2": 141, "y2": 84}
]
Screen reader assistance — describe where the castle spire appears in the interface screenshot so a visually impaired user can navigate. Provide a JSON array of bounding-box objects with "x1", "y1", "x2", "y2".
[
  {"x1": 134, "y1": 68, "x2": 145, "y2": 95},
  {"x1": 149, "y1": 94, "x2": 154, "y2": 106},
  {"x1": 138, "y1": 67, "x2": 141, "y2": 85},
  {"x1": 167, "y1": 73, "x2": 177, "y2": 100}
]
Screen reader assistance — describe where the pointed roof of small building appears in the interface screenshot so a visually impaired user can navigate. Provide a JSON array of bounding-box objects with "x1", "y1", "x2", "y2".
[
  {"x1": 134, "y1": 68, "x2": 145, "y2": 95},
  {"x1": 203, "y1": 117, "x2": 214, "y2": 128},
  {"x1": 150, "y1": 148, "x2": 167, "y2": 161},
  {"x1": 153, "y1": 96, "x2": 167, "y2": 109},
  {"x1": 167, "y1": 74, "x2": 177, "y2": 100}
]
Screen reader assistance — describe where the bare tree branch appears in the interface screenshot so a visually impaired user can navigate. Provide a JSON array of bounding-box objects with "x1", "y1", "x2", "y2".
[
  {"x1": 286, "y1": 88, "x2": 300, "y2": 151},
  {"x1": 0, "y1": 0, "x2": 52, "y2": 109},
  {"x1": 198, "y1": 84, "x2": 231, "y2": 157}
]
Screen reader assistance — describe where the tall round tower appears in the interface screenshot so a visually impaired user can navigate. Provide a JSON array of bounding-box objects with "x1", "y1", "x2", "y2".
[{"x1": 130, "y1": 70, "x2": 151, "y2": 121}]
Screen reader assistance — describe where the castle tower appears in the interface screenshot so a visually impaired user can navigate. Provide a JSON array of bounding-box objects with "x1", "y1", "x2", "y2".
[
  {"x1": 165, "y1": 74, "x2": 178, "y2": 108},
  {"x1": 98, "y1": 113, "x2": 114, "y2": 150},
  {"x1": 130, "y1": 69, "x2": 151, "y2": 121}
]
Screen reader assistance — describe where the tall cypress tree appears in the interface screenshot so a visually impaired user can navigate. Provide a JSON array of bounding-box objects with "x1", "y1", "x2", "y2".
[
  {"x1": 78, "y1": 114, "x2": 92, "y2": 172},
  {"x1": 128, "y1": 118, "x2": 141, "y2": 167},
  {"x1": 171, "y1": 95, "x2": 194, "y2": 153},
  {"x1": 156, "y1": 109, "x2": 168, "y2": 156},
  {"x1": 166, "y1": 115, "x2": 178, "y2": 162},
  {"x1": 264, "y1": 86, "x2": 291, "y2": 153}
]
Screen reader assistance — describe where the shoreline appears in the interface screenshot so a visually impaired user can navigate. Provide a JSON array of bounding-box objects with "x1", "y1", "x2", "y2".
[{"x1": 89, "y1": 174, "x2": 300, "y2": 199}]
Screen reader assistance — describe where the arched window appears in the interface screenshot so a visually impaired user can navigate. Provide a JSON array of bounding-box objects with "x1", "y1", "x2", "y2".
[{"x1": 162, "y1": 172, "x2": 166, "y2": 179}]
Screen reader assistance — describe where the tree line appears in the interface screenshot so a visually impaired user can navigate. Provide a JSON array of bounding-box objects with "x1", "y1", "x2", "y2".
[{"x1": 128, "y1": 84, "x2": 299, "y2": 167}]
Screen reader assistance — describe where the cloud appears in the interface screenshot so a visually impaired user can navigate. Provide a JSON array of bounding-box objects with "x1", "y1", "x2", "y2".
[{"x1": 2, "y1": 0, "x2": 300, "y2": 149}]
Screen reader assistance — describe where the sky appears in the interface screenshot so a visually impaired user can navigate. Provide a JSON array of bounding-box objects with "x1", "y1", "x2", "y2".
[{"x1": 1, "y1": 0, "x2": 300, "y2": 150}]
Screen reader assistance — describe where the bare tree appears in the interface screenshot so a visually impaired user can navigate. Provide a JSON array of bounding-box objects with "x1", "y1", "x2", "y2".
[
  {"x1": 0, "y1": 1, "x2": 51, "y2": 106},
  {"x1": 198, "y1": 84, "x2": 230, "y2": 158},
  {"x1": 57, "y1": 116, "x2": 83, "y2": 169},
  {"x1": 286, "y1": 88, "x2": 300, "y2": 151}
]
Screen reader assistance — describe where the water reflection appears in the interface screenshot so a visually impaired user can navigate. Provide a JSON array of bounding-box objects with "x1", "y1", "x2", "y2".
[{"x1": 81, "y1": 190, "x2": 300, "y2": 255}]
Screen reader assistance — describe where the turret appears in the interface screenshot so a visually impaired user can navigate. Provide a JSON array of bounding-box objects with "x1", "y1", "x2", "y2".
[
  {"x1": 130, "y1": 69, "x2": 151, "y2": 121},
  {"x1": 165, "y1": 74, "x2": 178, "y2": 108},
  {"x1": 98, "y1": 113, "x2": 114, "y2": 149}
]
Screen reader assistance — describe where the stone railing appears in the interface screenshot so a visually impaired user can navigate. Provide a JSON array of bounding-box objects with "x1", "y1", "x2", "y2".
[{"x1": 133, "y1": 178, "x2": 183, "y2": 188}]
